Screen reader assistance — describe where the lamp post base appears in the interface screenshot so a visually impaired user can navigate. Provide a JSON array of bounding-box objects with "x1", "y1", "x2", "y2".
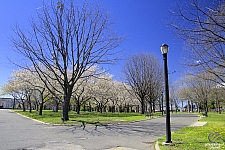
[{"x1": 162, "y1": 141, "x2": 172, "y2": 145}]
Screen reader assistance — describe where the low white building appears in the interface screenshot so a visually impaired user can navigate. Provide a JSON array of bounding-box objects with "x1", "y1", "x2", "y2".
[{"x1": 0, "y1": 98, "x2": 14, "y2": 108}]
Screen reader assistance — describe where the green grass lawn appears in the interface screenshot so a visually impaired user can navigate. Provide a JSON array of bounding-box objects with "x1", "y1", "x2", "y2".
[
  {"x1": 157, "y1": 112, "x2": 225, "y2": 150},
  {"x1": 14, "y1": 110, "x2": 151, "y2": 125}
]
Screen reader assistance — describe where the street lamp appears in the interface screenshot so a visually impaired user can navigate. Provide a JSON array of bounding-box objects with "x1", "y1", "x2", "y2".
[{"x1": 160, "y1": 44, "x2": 172, "y2": 143}]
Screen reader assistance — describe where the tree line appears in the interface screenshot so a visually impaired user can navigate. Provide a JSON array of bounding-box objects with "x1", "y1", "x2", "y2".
[
  {"x1": 176, "y1": 72, "x2": 225, "y2": 115},
  {"x1": 1, "y1": 61, "x2": 164, "y2": 117}
]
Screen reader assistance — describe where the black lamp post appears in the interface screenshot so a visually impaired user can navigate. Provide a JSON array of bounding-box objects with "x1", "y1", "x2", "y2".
[{"x1": 160, "y1": 44, "x2": 172, "y2": 143}]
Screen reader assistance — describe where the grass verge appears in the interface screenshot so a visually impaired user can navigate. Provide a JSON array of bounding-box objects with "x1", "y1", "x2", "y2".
[
  {"x1": 13, "y1": 110, "x2": 156, "y2": 125},
  {"x1": 157, "y1": 112, "x2": 225, "y2": 150}
]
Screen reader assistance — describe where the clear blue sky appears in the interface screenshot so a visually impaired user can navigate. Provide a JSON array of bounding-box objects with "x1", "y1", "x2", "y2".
[{"x1": 0, "y1": 0, "x2": 186, "y2": 90}]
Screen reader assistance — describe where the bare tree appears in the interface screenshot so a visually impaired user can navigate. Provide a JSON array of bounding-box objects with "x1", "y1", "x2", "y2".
[
  {"x1": 171, "y1": 0, "x2": 225, "y2": 86},
  {"x1": 177, "y1": 72, "x2": 214, "y2": 115},
  {"x1": 11, "y1": 1, "x2": 122, "y2": 120},
  {"x1": 123, "y1": 53, "x2": 163, "y2": 114},
  {"x1": 208, "y1": 82, "x2": 225, "y2": 113},
  {"x1": 146, "y1": 59, "x2": 163, "y2": 113},
  {"x1": 176, "y1": 83, "x2": 193, "y2": 112}
]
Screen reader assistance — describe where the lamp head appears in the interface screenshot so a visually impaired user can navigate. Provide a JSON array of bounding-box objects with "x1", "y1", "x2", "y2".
[{"x1": 160, "y1": 44, "x2": 169, "y2": 54}]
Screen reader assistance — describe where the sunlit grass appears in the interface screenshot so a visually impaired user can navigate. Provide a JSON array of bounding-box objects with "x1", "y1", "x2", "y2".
[
  {"x1": 157, "y1": 112, "x2": 225, "y2": 150},
  {"x1": 14, "y1": 110, "x2": 148, "y2": 125}
]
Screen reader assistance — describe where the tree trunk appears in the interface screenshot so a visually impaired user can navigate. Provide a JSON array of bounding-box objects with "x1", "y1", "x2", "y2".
[
  {"x1": 112, "y1": 106, "x2": 114, "y2": 112},
  {"x1": 99, "y1": 103, "x2": 103, "y2": 113},
  {"x1": 159, "y1": 102, "x2": 162, "y2": 112},
  {"x1": 38, "y1": 94, "x2": 44, "y2": 115},
  {"x1": 53, "y1": 97, "x2": 58, "y2": 112},
  {"x1": 76, "y1": 104, "x2": 80, "y2": 114},
  {"x1": 218, "y1": 106, "x2": 221, "y2": 114},
  {"x1": 137, "y1": 105, "x2": 139, "y2": 113},
  {"x1": 153, "y1": 101, "x2": 155, "y2": 113},
  {"x1": 216, "y1": 96, "x2": 221, "y2": 114},
  {"x1": 187, "y1": 100, "x2": 190, "y2": 113},
  {"x1": 56, "y1": 102, "x2": 59, "y2": 112},
  {"x1": 171, "y1": 103, "x2": 173, "y2": 113},
  {"x1": 83, "y1": 104, "x2": 86, "y2": 112},
  {"x1": 204, "y1": 99, "x2": 208, "y2": 116},
  {"x1": 100, "y1": 107, "x2": 103, "y2": 113},
  {"x1": 36, "y1": 103, "x2": 39, "y2": 111},
  {"x1": 29, "y1": 95, "x2": 32, "y2": 113},
  {"x1": 63, "y1": 100, "x2": 69, "y2": 120},
  {"x1": 13, "y1": 98, "x2": 16, "y2": 110},
  {"x1": 217, "y1": 101, "x2": 221, "y2": 114},
  {"x1": 181, "y1": 101, "x2": 183, "y2": 112},
  {"x1": 149, "y1": 102, "x2": 152, "y2": 113},
  {"x1": 88, "y1": 102, "x2": 92, "y2": 112},
  {"x1": 29, "y1": 102, "x2": 32, "y2": 113},
  {"x1": 63, "y1": 90, "x2": 72, "y2": 121},
  {"x1": 141, "y1": 99, "x2": 145, "y2": 114},
  {"x1": 22, "y1": 101, "x2": 26, "y2": 112},
  {"x1": 127, "y1": 104, "x2": 129, "y2": 112},
  {"x1": 39, "y1": 102, "x2": 43, "y2": 115},
  {"x1": 197, "y1": 102, "x2": 200, "y2": 113}
]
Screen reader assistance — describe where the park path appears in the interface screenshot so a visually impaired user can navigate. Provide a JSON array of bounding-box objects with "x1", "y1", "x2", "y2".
[{"x1": 0, "y1": 109, "x2": 199, "y2": 150}]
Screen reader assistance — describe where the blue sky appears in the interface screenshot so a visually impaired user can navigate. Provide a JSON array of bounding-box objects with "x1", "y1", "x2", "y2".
[{"x1": 0, "y1": 0, "x2": 186, "y2": 90}]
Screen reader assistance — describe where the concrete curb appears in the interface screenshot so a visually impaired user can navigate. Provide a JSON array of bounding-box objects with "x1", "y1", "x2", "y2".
[
  {"x1": 155, "y1": 141, "x2": 160, "y2": 150},
  {"x1": 189, "y1": 121, "x2": 207, "y2": 127},
  {"x1": 12, "y1": 110, "x2": 50, "y2": 124}
]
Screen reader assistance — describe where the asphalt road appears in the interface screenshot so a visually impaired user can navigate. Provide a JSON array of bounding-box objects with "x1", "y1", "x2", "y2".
[{"x1": 0, "y1": 109, "x2": 199, "y2": 150}]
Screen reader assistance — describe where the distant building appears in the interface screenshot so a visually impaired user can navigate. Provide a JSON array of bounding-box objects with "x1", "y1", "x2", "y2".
[{"x1": 0, "y1": 98, "x2": 14, "y2": 108}]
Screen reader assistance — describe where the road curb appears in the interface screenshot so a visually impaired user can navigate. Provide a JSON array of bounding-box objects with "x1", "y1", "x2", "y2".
[
  {"x1": 189, "y1": 121, "x2": 207, "y2": 127},
  {"x1": 12, "y1": 110, "x2": 50, "y2": 124},
  {"x1": 155, "y1": 141, "x2": 160, "y2": 150}
]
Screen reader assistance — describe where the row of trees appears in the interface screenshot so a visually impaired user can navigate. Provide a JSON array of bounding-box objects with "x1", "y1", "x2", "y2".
[
  {"x1": 176, "y1": 72, "x2": 225, "y2": 115},
  {"x1": 1, "y1": 67, "x2": 137, "y2": 114},
  {"x1": 1, "y1": 58, "x2": 166, "y2": 116}
]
